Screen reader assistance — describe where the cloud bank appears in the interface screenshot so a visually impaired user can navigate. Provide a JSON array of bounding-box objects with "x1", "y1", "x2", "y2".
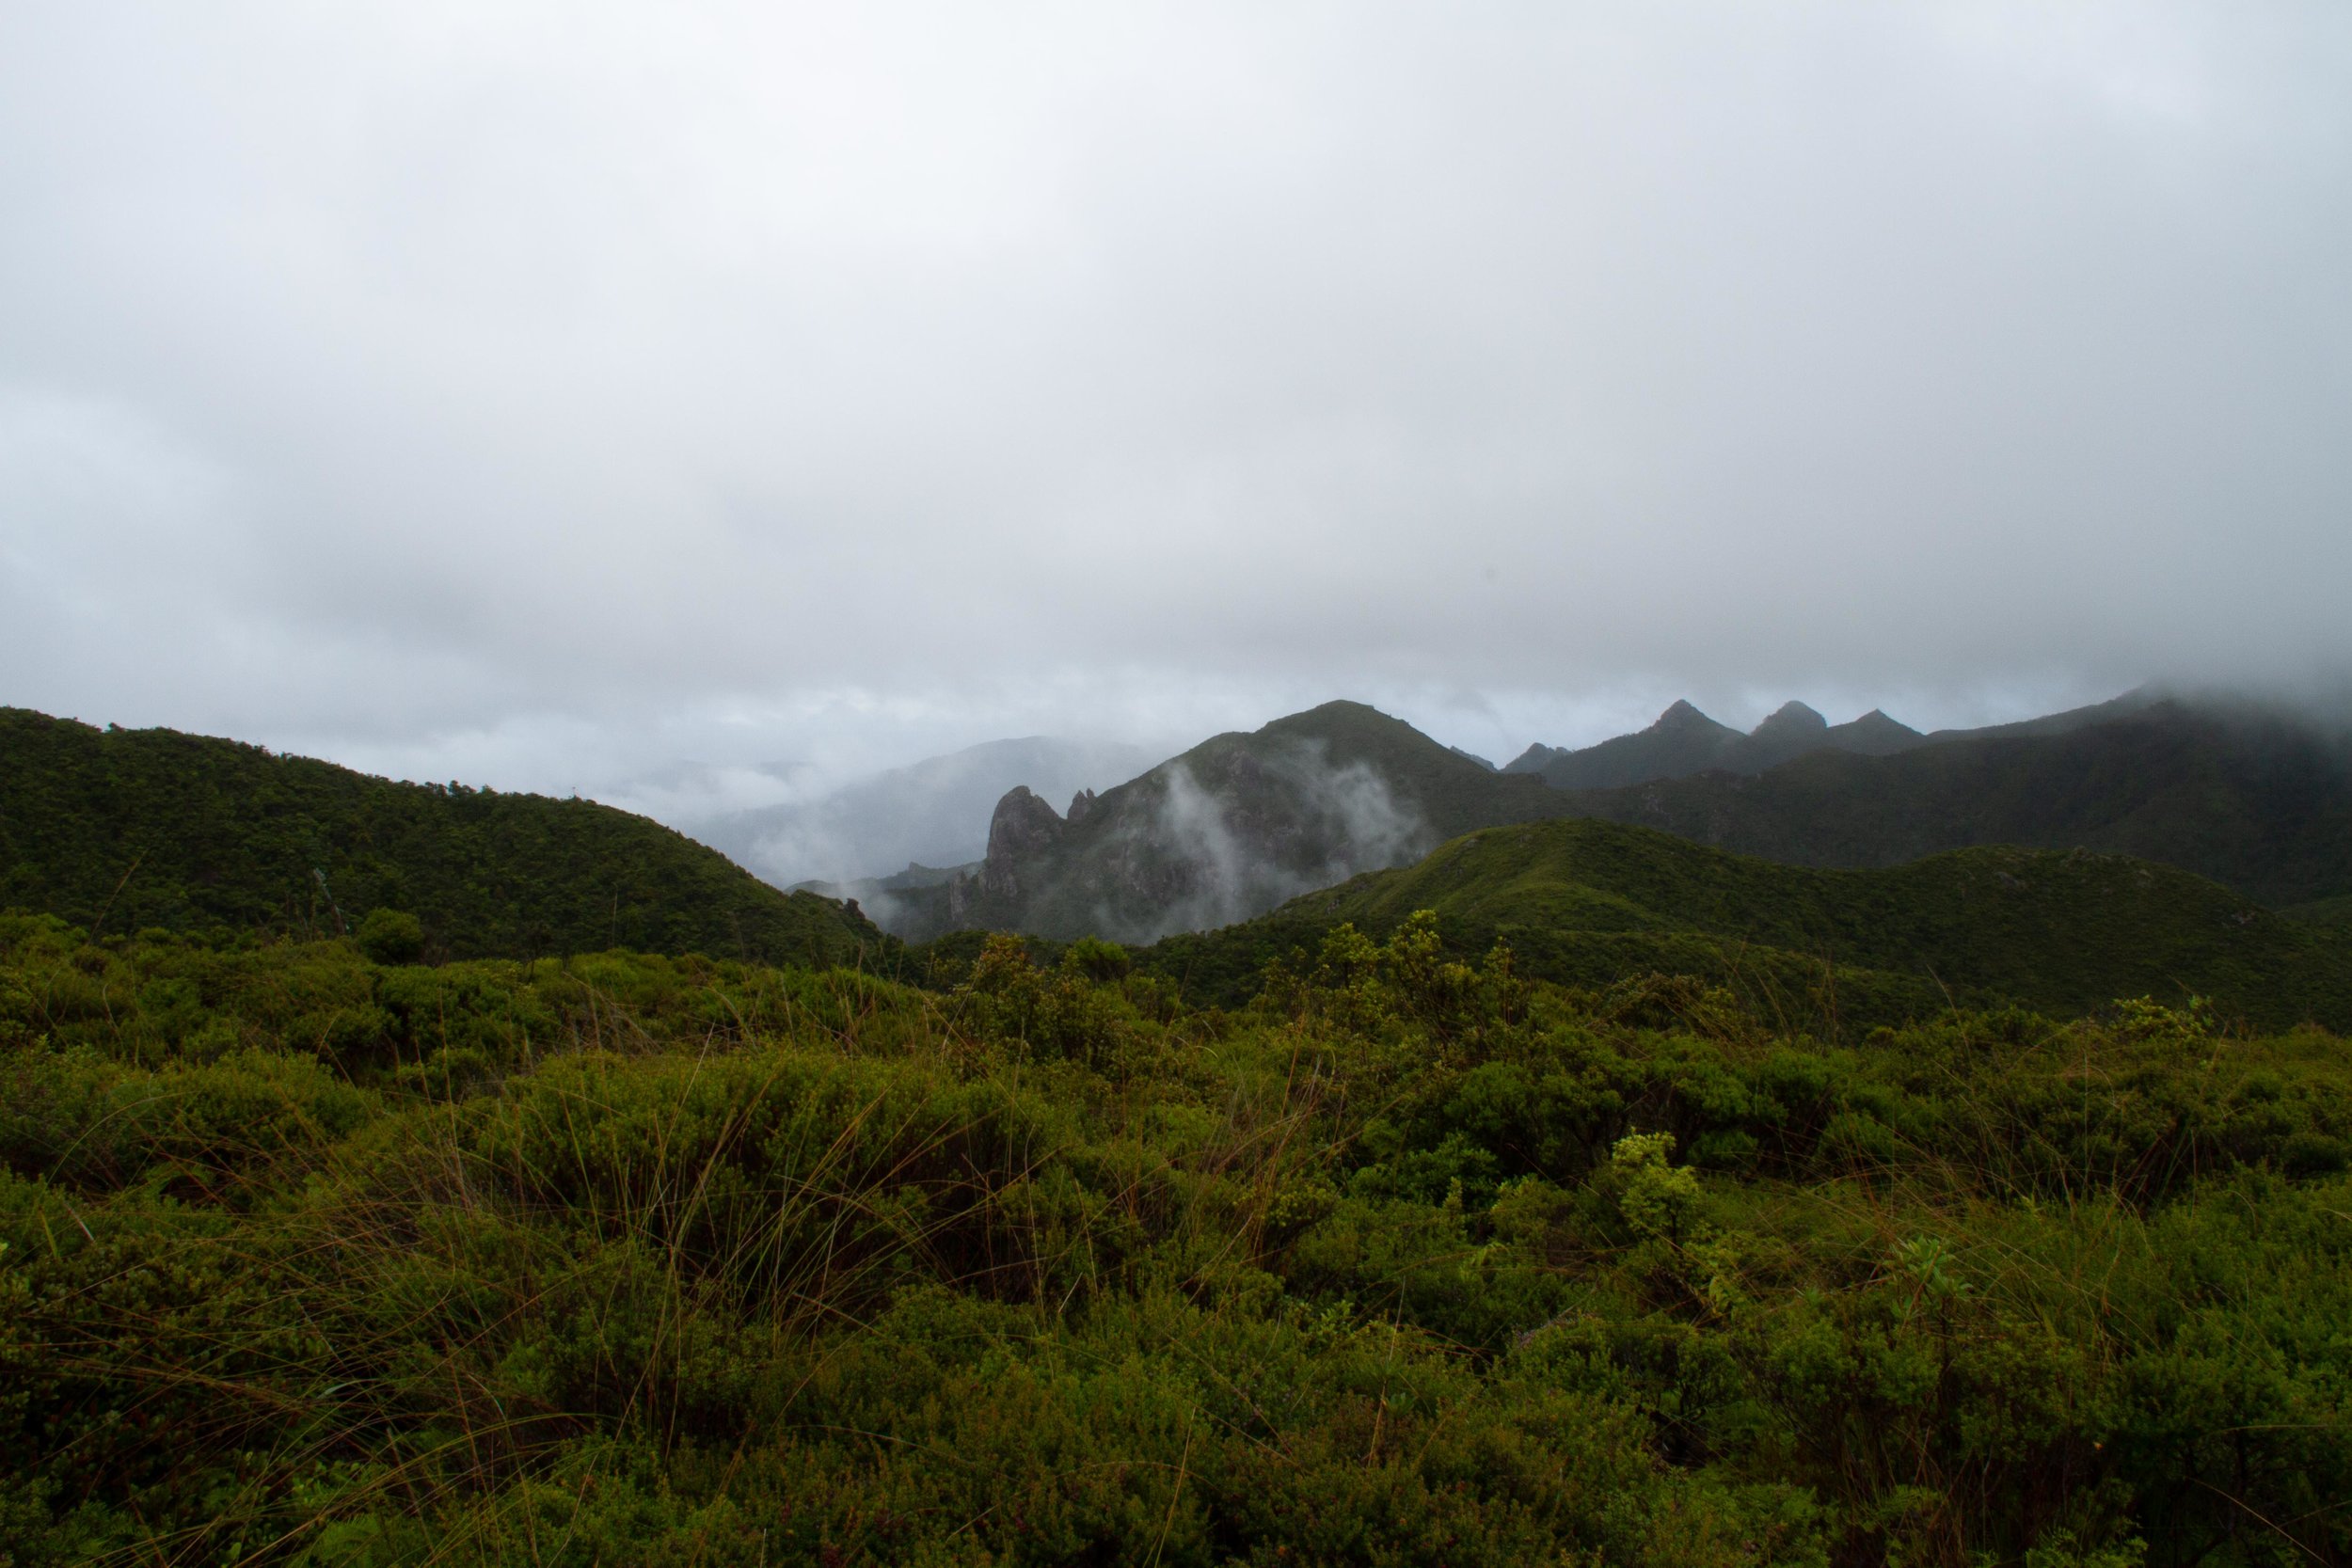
[{"x1": 3, "y1": 2, "x2": 2347, "y2": 790}]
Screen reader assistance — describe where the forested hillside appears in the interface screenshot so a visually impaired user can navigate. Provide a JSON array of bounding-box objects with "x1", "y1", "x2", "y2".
[
  {"x1": 1123, "y1": 817, "x2": 2352, "y2": 1031},
  {"x1": 0, "y1": 708, "x2": 883, "y2": 967}
]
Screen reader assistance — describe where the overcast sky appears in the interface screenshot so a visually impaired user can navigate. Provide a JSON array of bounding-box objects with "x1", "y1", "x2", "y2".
[{"x1": 4, "y1": 2, "x2": 2347, "y2": 815}]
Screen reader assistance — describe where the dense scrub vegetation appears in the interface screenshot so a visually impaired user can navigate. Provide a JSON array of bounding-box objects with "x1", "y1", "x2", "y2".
[
  {"x1": 0, "y1": 708, "x2": 882, "y2": 967},
  {"x1": 5, "y1": 911, "x2": 2348, "y2": 1566}
]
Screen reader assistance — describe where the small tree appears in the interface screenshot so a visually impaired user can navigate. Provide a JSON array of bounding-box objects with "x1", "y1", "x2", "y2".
[{"x1": 356, "y1": 908, "x2": 425, "y2": 965}]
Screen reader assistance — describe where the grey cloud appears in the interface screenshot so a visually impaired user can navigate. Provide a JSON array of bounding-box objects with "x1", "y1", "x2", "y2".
[{"x1": 2, "y1": 2, "x2": 2346, "y2": 794}]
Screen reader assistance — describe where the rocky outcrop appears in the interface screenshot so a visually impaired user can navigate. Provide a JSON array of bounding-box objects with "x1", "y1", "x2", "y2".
[
  {"x1": 979, "y1": 785, "x2": 1066, "y2": 900},
  {"x1": 1067, "y1": 787, "x2": 1097, "y2": 824}
]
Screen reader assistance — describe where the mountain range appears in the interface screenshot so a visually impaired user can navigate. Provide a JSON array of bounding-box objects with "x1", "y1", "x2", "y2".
[
  {"x1": 906, "y1": 688, "x2": 2352, "y2": 945},
  {"x1": 1547, "y1": 698, "x2": 2352, "y2": 911},
  {"x1": 1501, "y1": 689, "x2": 2159, "y2": 788},
  {"x1": 6, "y1": 693, "x2": 2349, "y2": 1037}
]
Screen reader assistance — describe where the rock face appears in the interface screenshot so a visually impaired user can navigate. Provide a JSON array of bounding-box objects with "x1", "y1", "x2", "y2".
[
  {"x1": 1067, "y1": 788, "x2": 1097, "y2": 824},
  {"x1": 979, "y1": 786, "x2": 1066, "y2": 900}
]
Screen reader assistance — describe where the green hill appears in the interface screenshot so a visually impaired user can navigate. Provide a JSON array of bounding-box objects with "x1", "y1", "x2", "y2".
[
  {"x1": 1128, "y1": 816, "x2": 2352, "y2": 1031},
  {"x1": 0, "y1": 707, "x2": 884, "y2": 966}
]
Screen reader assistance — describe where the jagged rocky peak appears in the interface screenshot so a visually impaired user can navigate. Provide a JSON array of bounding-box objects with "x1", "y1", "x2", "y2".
[
  {"x1": 980, "y1": 785, "x2": 1066, "y2": 899},
  {"x1": 1067, "y1": 787, "x2": 1098, "y2": 824},
  {"x1": 1751, "y1": 701, "x2": 1828, "y2": 738},
  {"x1": 987, "y1": 785, "x2": 1065, "y2": 855},
  {"x1": 1655, "y1": 699, "x2": 1716, "y2": 730}
]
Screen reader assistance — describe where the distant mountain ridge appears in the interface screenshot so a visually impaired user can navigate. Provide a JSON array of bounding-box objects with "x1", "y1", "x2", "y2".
[
  {"x1": 0, "y1": 707, "x2": 883, "y2": 965},
  {"x1": 892, "y1": 687, "x2": 2352, "y2": 945},
  {"x1": 1541, "y1": 698, "x2": 2352, "y2": 910},
  {"x1": 1502, "y1": 689, "x2": 2159, "y2": 790}
]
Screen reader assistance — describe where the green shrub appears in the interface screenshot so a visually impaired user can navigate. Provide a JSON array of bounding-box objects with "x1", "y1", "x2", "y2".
[{"x1": 355, "y1": 908, "x2": 425, "y2": 965}]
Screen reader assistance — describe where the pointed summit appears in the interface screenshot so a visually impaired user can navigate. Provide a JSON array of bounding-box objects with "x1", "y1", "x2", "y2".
[
  {"x1": 1735, "y1": 701, "x2": 1835, "y2": 769},
  {"x1": 1751, "y1": 701, "x2": 1828, "y2": 738},
  {"x1": 1656, "y1": 699, "x2": 1716, "y2": 730},
  {"x1": 1824, "y1": 708, "x2": 1926, "y2": 756}
]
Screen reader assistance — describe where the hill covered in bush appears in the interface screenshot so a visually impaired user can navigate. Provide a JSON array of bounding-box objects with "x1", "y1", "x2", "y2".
[
  {"x1": 1107, "y1": 817, "x2": 2352, "y2": 1033},
  {"x1": 0, "y1": 707, "x2": 885, "y2": 968},
  {"x1": 2, "y1": 913, "x2": 2346, "y2": 1564}
]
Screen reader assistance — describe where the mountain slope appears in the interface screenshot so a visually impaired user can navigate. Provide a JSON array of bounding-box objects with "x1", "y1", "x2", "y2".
[
  {"x1": 1545, "y1": 700, "x2": 2352, "y2": 909},
  {"x1": 0, "y1": 707, "x2": 884, "y2": 965},
  {"x1": 894, "y1": 701, "x2": 1564, "y2": 942},
  {"x1": 1135, "y1": 816, "x2": 2352, "y2": 1031}
]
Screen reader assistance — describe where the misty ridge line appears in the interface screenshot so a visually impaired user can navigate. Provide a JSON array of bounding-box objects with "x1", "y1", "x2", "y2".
[
  {"x1": 710, "y1": 687, "x2": 2082, "y2": 894},
  {"x1": 709, "y1": 693, "x2": 1930, "y2": 891},
  {"x1": 783, "y1": 681, "x2": 2352, "y2": 946}
]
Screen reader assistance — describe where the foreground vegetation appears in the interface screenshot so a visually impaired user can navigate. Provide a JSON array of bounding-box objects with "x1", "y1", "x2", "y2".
[{"x1": 4, "y1": 911, "x2": 2348, "y2": 1566}]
